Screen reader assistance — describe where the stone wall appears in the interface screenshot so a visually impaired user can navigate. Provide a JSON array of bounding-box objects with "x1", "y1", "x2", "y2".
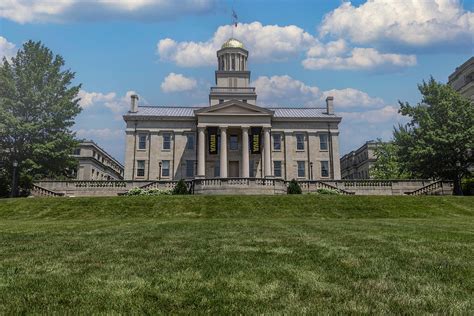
[{"x1": 32, "y1": 179, "x2": 453, "y2": 197}]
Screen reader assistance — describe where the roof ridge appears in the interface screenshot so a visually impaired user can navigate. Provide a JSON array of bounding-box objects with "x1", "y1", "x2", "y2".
[{"x1": 138, "y1": 105, "x2": 204, "y2": 108}]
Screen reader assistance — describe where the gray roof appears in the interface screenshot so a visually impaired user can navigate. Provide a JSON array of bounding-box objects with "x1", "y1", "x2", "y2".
[{"x1": 125, "y1": 106, "x2": 339, "y2": 119}]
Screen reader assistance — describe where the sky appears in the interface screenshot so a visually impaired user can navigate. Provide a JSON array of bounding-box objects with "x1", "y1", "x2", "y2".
[{"x1": 1, "y1": 0, "x2": 473, "y2": 164}]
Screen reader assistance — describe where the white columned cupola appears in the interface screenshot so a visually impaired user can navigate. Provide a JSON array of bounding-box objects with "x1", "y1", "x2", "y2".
[{"x1": 209, "y1": 38, "x2": 258, "y2": 106}]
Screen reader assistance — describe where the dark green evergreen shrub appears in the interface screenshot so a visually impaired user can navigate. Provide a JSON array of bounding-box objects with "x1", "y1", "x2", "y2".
[
  {"x1": 173, "y1": 179, "x2": 189, "y2": 195},
  {"x1": 287, "y1": 179, "x2": 302, "y2": 194}
]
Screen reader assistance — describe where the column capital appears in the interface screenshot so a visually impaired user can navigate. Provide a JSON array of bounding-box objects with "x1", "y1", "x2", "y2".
[
  {"x1": 219, "y1": 126, "x2": 228, "y2": 131},
  {"x1": 241, "y1": 126, "x2": 250, "y2": 131},
  {"x1": 263, "y1": 126, "x2": 271, "y2": 131}
]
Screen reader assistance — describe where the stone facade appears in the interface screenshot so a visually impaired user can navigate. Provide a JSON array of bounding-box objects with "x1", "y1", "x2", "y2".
[
  {"x1": 72, "y1": 141, "x2": 124, "y2": 180},
  {"x1": 448, "y1": 56, "x2": 474, "y2": 102},
  {"x1": 340, "y1": 140, "x2": 381, "y2": 179},
  {"x1": 123, "y1": 38, "x2": 342, "y2": 181}
]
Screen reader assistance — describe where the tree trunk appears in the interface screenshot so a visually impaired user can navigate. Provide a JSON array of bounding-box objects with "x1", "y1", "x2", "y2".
[{"x1": 453, "y1": 176, "x2": 463, "y2": 196}]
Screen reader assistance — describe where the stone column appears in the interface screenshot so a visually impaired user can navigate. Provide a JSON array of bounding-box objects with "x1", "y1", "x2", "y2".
[
  {"x1": 242, "y1": 126, "x2": 249, "y2": 178},
  {"x1": 264, "y1": 127, "x2": 272, "y2": 177},
  {"x1": 220, "y1": 126, "x2": 228, "y2": 178},
  {"x1": 197, "y1": 127, "x2": 206, "y2": 178}
]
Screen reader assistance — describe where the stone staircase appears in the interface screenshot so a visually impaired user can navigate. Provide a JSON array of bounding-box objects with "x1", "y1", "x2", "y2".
[
  {"x1": 30, "y1": 184, "x2": 65, "y2": 197},
  {"x1": 405, "y1": 181, "x2": 451, "y2": 195}
]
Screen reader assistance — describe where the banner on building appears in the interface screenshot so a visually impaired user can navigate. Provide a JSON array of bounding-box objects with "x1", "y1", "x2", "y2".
[
  {"x1": 250, "y1": 127, "x2": 262, "y2": 154},
  {"x1": 208, "y1": 127, "x2": 218, "y2": 154}
]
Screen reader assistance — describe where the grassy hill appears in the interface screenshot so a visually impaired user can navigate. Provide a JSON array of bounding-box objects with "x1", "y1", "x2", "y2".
[{"x1": 0, "y1": 196, "x2": 473, "y2": 314}]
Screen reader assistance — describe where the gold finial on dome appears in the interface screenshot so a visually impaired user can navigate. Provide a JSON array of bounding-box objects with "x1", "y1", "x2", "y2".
[{"x1": 221, "y1": 38, "x2": 245, "y2": 49}]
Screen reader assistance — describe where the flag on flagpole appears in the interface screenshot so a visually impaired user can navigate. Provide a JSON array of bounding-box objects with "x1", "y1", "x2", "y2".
[{"x1": 232, "y1": 10, "x2": 238, "y2": 27}]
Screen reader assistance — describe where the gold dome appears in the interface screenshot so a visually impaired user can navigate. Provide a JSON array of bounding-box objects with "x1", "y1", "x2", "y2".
[{"x1": 221, "y1": 38, "x2": 245, "y2": 49}]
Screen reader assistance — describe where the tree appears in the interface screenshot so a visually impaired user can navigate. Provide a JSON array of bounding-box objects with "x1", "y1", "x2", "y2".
[
  {"x1": 370, "y1": 141, "x2": 412, "y2": 179},
  {"x1": 394, "y1": 77, "x2": 474, "y2": 195},
  {"x1": 0, "y1": 41, "x2": 81, "y2": 197}
]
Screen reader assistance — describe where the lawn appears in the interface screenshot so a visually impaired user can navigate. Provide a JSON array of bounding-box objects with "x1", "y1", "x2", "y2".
[{"x1": 0, "y1": 195, "x2": 473, "y2": 314}]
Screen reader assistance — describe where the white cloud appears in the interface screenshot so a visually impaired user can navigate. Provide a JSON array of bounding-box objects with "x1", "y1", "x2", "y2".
[
  {"x1": 303, "y1": 47, "x2": 416, "y2": 70},
  {"x1": 319, "y1": 0, "x2": 474, "y2": 50},
  {"x1": 75, "y1": 128, "x2": 122, "y2": 139},
  {"x1": 157, "y1": 21, "x2": 316, "y2": 67},
  {"x1": 77, "y1": 89, "x2": 139, "y2": 120},
  {"x1": 252, "y1": 75, "x2": 384, "y2": 109},
  {"x1": 0, "y1": 0, "x2": 217, "y2": 23},
  {"x1": 0, "y1": 36, "x2": 16, "y2": 59},
  {"x1": 161, "y1": 73, "x2": 197, "y2": 93}
]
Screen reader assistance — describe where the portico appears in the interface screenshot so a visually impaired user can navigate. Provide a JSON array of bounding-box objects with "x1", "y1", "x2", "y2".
[{"x1": 195, "y1": 99, "x2": 273, "y2": 178}]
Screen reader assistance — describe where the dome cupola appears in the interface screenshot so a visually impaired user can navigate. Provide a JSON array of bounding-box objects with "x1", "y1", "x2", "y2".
[{"x1": 221, "y1": 38, "x2": 245, "y2": 49}]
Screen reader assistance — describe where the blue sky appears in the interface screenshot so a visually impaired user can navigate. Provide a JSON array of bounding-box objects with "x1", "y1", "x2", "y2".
[{"x1": 1, "y1": 0, "x2": 473, "y2": 163}]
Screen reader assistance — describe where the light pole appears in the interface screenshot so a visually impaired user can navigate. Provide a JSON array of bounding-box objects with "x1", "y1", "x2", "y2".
[
  {"x1": 310, "y1": 162, "x2": 313, "y2": 180},
  {"x1": 10, "y1": 160, "x2": 18, "y2": 198},
  {"x1": 158, "y1": 162, "x2": 162, "y2": 180}
]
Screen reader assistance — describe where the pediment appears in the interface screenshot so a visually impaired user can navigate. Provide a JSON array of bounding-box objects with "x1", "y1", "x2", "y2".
[{"x1": 195, "y1": 100, "x2": 274, "y2": 116}]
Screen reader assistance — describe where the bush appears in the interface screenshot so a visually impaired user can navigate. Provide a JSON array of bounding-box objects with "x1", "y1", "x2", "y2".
[
  {"x1": 172, "y1": 179, "x2": 189, "y2": 195},
  {"x1": 287, "y1": 179, "x2": 302, "y2": 194},
  {"x1": 461, "y1": 177, "x2": 474, "y2": 196},
  {"x1": 315, "y1": 188, "x2": 340, "y2": 195},
  {"x1": 125, "y1": 187, "x2": 172, "y2": 196}
]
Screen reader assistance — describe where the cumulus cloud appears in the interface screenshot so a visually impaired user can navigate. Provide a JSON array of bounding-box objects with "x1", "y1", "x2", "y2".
[
  {"x1": 77, "y1": 89, "x2": 139, "y2": 119},
  {"x1": 161, "y1": 73, "x2": 197, "y2": 93},
  {"x1": 319, "y1": 0, "x2": 474, "y2": 51},
  {"x1": 252, "y1": 75, "x2": 384, "y2": 109},
  {"x1": 0, "y1": 36, "x2": 16, "y2": 59},
  {"x1": 0, "y1": 0, "x2": 217, "y2": 23},
  {"x1": 157, "y1": 22, "x2": 316, "y2": 67},
  {"x1": 302, "y1": 47, "x2": 416, "y2": 70}
]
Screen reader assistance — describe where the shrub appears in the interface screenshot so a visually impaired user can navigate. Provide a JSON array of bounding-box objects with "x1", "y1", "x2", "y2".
[
  {"x1": 172, "y1": 179, "x2": 189, "y2": 195},
  {"x1": 316, "y1": 188, "x2": 340, "y2": 195},
  {"x1": 287, "y1": 179, "x2": 302, "y2": 194},
  {"x1": 127, "y1": 187, "x2": 145, "y2": 196},
  {"x1": 125, "y1": 187, "x2": 172, "y2": 196}
]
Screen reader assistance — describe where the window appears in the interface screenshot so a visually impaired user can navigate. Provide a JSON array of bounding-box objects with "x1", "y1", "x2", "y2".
[
  {"x1": 73, "y1": 148, "x2": 81, "y2": 155},
  {"x1": 137, "y1": 160, "x2": 145, "y2": 177},
  {"x1": 162, "y1": 160, "x2": 170, "y2": 177},
  {"x1": 297, "y1": 161, "x2": 305, "y2": 178},
  {"x1": 232, "y1": 57, "x2": 235, "y2": 70},
  {"x1": 249, "y1": 160, "x2": 255, "y2": 177},
  {"x1": 273, "y1": 133, "x2": 281, "y2": 151},
  {"x1": 273, "y1": 161, "x2": 282, "y2": 177},
  {"x1": 214, "y1": 161, "x2": 220, "y2": 177},
  {"x1": 243, "y1": 99, "x2": 247, "y2": 103},
  {"x1": 163, "y1": 133, "x2": 171, "y2": 150},
  {"x1": 296, "y1": 134, "x2": 305, "y2": 151},
  {"x1": 186, "y1": 160, "x2": 195, "y2": 178},
  {"x1": 230, "y1": 135, "x2": 238, "y2": 150},
  {"x1": 138, "y1": 134, "x2": 147, "y2": 150},
  {"x1": 219, "y1": 99, "x2": 224, "y2": 104},
  {"x1": 91, "y1": 169, "x2": 95, "y2": 179},
  {"x1": 319, "y1": 134, "x2": 328, "y2": 150},
  {"x1": 186, "y1": 134, "x2": 195, "y2": 150},
  {"x1": 321, "y1": 161, "x2": 329, "y2": 177}
]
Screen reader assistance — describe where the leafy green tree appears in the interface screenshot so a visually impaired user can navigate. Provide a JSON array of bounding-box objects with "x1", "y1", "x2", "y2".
[
  {"x1": 394, "y1": 77, "x2": 473, "y2": 195},
  {"x1": 370, "y1": 141, "x2": 412, "y2": 179},
  {"x1": 0, "y1": 40, "x2": 81, "y2": 196}
]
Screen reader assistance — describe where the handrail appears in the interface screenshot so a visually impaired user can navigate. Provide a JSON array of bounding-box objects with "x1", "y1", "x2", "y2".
[
  {"x1": 405, "y1": 181, "x2": 444, "y2": 195},
  {"x1": 31, "y1": 184, "x2": 65, "y2": 197}
]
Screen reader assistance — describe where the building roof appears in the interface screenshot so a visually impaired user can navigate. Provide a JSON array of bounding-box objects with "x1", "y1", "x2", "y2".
[{"x1": 125, "y1": 106, "x2": 340, "y2": 119}]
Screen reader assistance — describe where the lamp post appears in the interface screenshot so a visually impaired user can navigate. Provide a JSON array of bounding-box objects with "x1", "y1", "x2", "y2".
[
  {"x1": 310, "y1": 162, "x2": 313, "y2": 180},
  {"x1": 10, "y1": 160, "x2": 18, "y2": 198},
  {"x1": 158, "y1": 162, "x2": 162, "y2": 180},
  {"x1": 455, "y1": 161, "x2": 463, "y2": 196}
]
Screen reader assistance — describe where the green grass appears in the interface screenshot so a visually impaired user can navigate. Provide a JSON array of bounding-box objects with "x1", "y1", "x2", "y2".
[{"x1": 0, "y1": 195, "x2": 473, "y2": 314}]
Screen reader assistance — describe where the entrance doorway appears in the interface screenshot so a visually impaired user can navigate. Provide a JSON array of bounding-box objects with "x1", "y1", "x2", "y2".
[{"x1": 229, "y1": 161, "x2": 239, "y2": 178}]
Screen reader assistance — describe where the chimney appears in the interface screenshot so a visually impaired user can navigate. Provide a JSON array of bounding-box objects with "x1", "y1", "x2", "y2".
[
  {"x1": 326, "y1": 96, "x2": 334, "y2": 114},
  {"x1": 130, "y1": 94, "x2": 139, "y2": 113}
]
